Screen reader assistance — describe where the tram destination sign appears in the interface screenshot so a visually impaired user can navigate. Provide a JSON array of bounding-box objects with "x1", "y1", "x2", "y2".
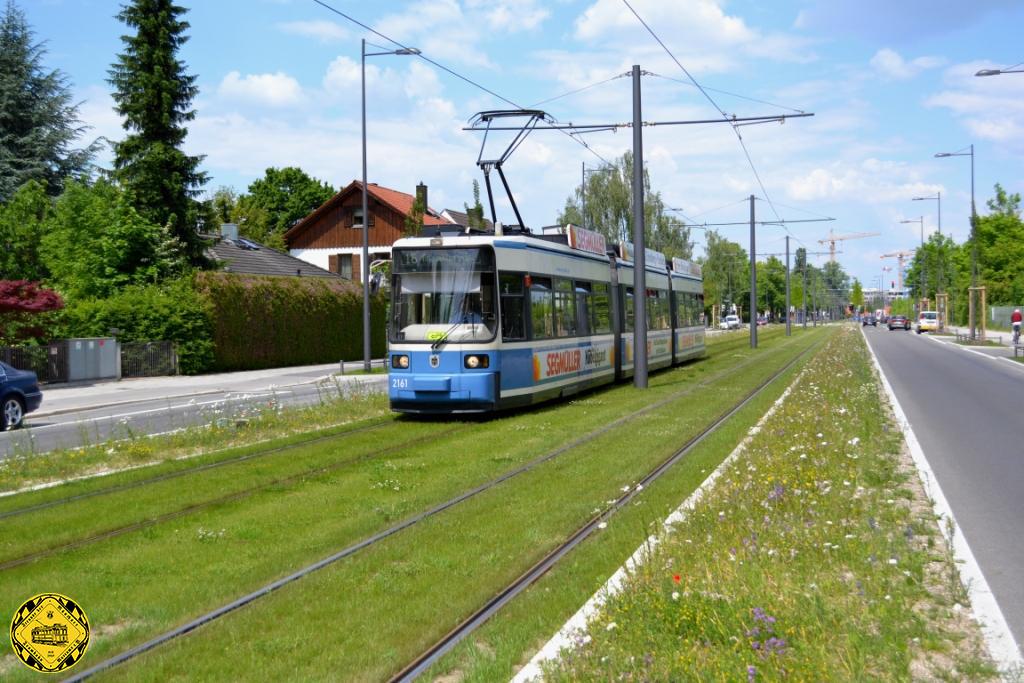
[
  {"x1": 671, "y1": 257, "x2": 702, "y2": 278},
  {"x1": 618, "y1": 241, "x2": 667, "y2": 270}
]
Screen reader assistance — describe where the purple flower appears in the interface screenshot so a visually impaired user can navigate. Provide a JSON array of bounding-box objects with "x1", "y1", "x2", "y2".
[
  {"x1": 748, "y1": 664, "x2": 757, "y2": 681},
  {"x1": 767, "y1": 483, "x2": 786, "y2": 501}
]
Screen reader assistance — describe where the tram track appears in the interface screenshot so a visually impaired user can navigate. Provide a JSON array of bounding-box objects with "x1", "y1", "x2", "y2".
[
  {"x1": 390, "y1": 334, "x2": 822, "y2": 681},
  {"x1": 0, "y1": 419, "x2": 395, "y2": 521},
  {"x1": 60, "y1": 331, "x2": 814, "y2": 682},
  {"x1": 0, "y1": 425, "x2": 466, "y2": 572}
]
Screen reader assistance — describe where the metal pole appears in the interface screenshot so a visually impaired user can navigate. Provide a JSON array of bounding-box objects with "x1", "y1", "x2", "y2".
[
  {"x1": 631, "y1": 64, "x2": 647, "y2": 388},
  {"x1": 361, "y1": 38, "x2": 371, "y2": 372},
  {"x1": 749, "y1": 194, "x2": 757, "y2": 348},
  {"x1": 785, "y1": 235, "x2": 791, "y2": 336},
  {"x1": 969, "y1": 144, "x2": 977, "y2": 340},
  {"x1": 938, "y1": 190, "x2": 942, "y2": 234},
  {"x1": 802, "y1": 262, "x2": 807, "y2": 328},
  {"x1": 581, "y1": 162, "x2": 586, "y2": 230}
]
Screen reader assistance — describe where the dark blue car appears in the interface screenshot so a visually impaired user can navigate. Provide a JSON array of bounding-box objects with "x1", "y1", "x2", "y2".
[{"x1": 0, "y1": 361, "x2": 43, "y2": 430}]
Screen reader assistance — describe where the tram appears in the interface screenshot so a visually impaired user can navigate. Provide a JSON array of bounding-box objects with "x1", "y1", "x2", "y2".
[{"x1": 387, "y1": 223, "x2": 704, "y2": 413}]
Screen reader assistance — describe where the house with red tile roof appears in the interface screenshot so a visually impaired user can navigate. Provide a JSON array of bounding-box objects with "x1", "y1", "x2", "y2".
[{"x1": 284, "y1": 180, "x2": 452, "y2": 282}]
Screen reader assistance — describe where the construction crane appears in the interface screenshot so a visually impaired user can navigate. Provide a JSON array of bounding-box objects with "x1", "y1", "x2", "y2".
[
  {"x1": 818, "y1": 230, "x2": 881, "y2": 262},
  {"x1": 880, "y1": 251, "x2": 915, "y2": 291}
]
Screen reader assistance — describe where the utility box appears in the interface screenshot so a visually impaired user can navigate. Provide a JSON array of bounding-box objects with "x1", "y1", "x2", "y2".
[{"x1": 67, "y1": 338, "x2": 119, "y2": 382}]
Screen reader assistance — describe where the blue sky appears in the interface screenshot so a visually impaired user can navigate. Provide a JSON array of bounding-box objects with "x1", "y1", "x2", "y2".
[{"x1": 23, "y1": 0, "x2": 1024, "y2": 289}]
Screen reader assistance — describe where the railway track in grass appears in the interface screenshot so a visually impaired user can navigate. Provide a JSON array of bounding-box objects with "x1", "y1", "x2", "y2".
[
  {"x1": 390, "y1": 335, "x2": 822, "y2": 682},
  {"x1": 59, "y1": 331, "x2": 816, "y2": 682}
]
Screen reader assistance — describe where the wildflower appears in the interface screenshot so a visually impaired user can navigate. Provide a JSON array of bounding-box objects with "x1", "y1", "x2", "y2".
[
  {"x1": 888, "y1": 558, "x2": 898, "y2": 565},
  {"x1": 673, "y1": 574, "x2": 682, "y2": 584},
  {"x1": 606, "y1": 622, "x2": 617, "y2": 631},
  {"x1": 671, "y1": 591, "x2": 680, "y2": 601},
  {"x1": 598, "y1": 522, "x2": 607, "y2": 530},
  {"x1": 748, "y1": 664, "x2": 757, "y2": 681}
]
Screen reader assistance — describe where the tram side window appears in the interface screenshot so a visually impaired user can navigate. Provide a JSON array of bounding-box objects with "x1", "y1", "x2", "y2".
[
  {"x1": 592, "y1": 282, "x2": 612, "y2": 334},
  {"x1": 648, "y1": 289, "x2": 670, "y2": 330},
  {"x1": 698, "y1": 293, "x2": 706, "y2": 326},
  {"x1": 575, "y1": 281, "x2": 592, "y2": 337},
  {"x1": 623, "y1": 286, "x2": 635, "y2": 332},
  {"x1": 500, "y1": 272, "x2": 526, "y2": 341},
  {"x1": 530, "y1": 277, "x2": 554, "y2": 340},
  {"x1": 554, "y1": 279, "x2": 577, "y2": 337},
  {"x1": 675, "y1": 291, "x2": 686, "y2": 327}
]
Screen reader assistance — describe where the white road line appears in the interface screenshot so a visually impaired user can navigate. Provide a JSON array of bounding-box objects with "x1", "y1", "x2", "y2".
[
  {"x1": 922, "y1": 334, "x2": 1024, "y2": 374},
  {"x1": 21, "y1": 391, "x2": 294, "y2": 432},
  {"x1": 511, "y1": 356, "x2": 808, "y2": 682},
  {"x1": 862, "y1": 328, "x2": 1023, "y2": 674}
]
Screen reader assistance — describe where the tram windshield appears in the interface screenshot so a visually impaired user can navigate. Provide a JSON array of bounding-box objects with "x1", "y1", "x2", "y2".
[{"x1": 391, "y1": 248, "x2": 497, "y2": 343}]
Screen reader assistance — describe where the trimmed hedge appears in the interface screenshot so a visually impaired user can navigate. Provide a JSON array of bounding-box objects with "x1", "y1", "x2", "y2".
[{"x1": 195, "y1": 272, "x2": 386, "y2": 372}]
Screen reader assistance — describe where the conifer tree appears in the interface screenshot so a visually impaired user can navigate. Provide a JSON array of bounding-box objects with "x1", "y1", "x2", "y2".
[
  {"x1": 0, "y1": 0, "x2": 96, "y2": 201},
  {"x1": 108, "y1": 0, "x2": 208, "y2": 263}
]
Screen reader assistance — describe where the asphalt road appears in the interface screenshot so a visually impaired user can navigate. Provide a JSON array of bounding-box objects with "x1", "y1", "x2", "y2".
[
  {"x1": 863, "y1": 325, "x2": 1024, "y2": 653},
  {"x1": 1, "y1": 370, "x2": 386, "y2": 459}
]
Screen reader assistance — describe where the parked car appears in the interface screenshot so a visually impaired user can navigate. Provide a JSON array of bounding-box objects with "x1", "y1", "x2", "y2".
[
  {"x1": 756, "y1": 317, "x2": 768, "y2": 327},
  {"x1": 862, "y1": 315, "x2": 877, "y2": 327},
  {"x1": 0, "y1": 361, "x2": 43, "y2": 430},
  {"x1": 916, "y1": 311, "x2": 939, "y2": 334},
  {"x1": 719, "y1": 314, "x2": 741, "y2": 330},
  {"x1": 888, "y1": 315, "x2": 910, "y2": 331}
]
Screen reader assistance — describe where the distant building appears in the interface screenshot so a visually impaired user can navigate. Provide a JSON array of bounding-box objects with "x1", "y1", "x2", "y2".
[
  {"x1": 206, "y1": 224, "x2": 339, "y2": 278},
  {"x1": 440, "y1": 208, "x2": 493, "y2": 230},
  {"x1": 284, "y1": 181, "x2": 452, "y2": 281}
]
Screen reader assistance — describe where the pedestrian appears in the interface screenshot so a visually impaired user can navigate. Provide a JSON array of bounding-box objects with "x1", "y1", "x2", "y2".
[{"x1": 1012, "y1": 308, "x2": 1022, "y2": 343}]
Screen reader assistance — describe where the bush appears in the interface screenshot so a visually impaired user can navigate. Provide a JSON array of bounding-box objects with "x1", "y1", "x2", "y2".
[
  {"x1": 194, "y1": 272, "x2": 386, "y2": 372},
  {"x1": 61, "y1": 277, "x2": 214, "y2": 374}
]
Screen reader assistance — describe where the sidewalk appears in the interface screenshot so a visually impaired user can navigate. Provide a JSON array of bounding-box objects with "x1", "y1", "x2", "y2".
[
  {"x1": 35, "y1": 361, "x2": 385, "y2": 417},
  {"x1": 938, "y1": 324, "x2": 1013, "y2": 346}
]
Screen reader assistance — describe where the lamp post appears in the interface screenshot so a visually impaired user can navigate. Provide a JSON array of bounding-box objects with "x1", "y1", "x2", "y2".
[
  {"x1": 900, "y1": 216, "x2": 925, "y2": 307},
  {"x1": 935, "y1": 144, "x2": 976, "y2": 338},
  {"x1": 362, "y1": 39, "x2": 420, "y2": 372},
  {"x1": 912, "y1": 192, "x2": 941, "y2": 234},
  {"x1": 976, "y1": 67, "x2": 1024, "y2": 76}
]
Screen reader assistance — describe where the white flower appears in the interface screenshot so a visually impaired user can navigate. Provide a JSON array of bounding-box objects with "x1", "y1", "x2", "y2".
[
  {"x1": 848, "y1": 437, "x2": 860, "y2": 446},
  {"x1": 888, "y1": 558, "x2": 898, "y2": 565},
  {"x1": 598, "y1": 522, "x2": 607, "y2": 530},
  {"x1": 671, "y1": 591, "x2": 680, "y2": 601},
  {"x1": 884, "y1": 594, "x2": 892, "y2": 601},
  {"x1": 606, "y1": 622, "x2": 617, "y2": 631}
]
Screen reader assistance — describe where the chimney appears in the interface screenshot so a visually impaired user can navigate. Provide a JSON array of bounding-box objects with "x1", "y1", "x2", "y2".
[
  {"x1": 220, "y1": 223, "x2": 239, "y2": 241},
  {"x1": 416, "y1": 182, "x2": 427, "y2": 213}
]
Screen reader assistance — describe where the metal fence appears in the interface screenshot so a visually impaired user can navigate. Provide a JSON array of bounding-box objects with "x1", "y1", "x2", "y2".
[
  {"x1": 120, "y1": 341, "x2": 178, "y2": 378},
  {"x1": 991, "y1": 305, "x2": 1023, "y2": 330},
  {"x1": 1, "y1": 339, "x2": 178, "y2": 382},
  {"x1": 0, "y1": 343, "x2": 68, "y2": 383}
]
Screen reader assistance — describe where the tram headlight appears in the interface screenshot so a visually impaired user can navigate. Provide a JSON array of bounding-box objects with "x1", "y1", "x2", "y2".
[
  {"x1": 464, "y1": 354, "x2": 489, "y2": 369},
  {"x1": 392, "y1": 355, "x2": 410, "y2": 369}
]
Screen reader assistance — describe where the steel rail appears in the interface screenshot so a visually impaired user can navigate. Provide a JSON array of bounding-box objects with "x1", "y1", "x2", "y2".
[
  {"x1": 61, "y1": 331, "x2": 803, "y2": 682},
  {"x1": 389, "y1": 336, "x2": 822, "y2": 682},
  {"x1": 1, "y1": 426, "x2": 465, "y2": 572},
  {"x1": 0, "y1": 419, "x2": 395, "y2": 521}
]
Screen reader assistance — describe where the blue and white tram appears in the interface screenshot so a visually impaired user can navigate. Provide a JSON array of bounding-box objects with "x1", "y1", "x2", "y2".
[{"x1": 387, "y1": 225, "x2": 704, "y2": 413}]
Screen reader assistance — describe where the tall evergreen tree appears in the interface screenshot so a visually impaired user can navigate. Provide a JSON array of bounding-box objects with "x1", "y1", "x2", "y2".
[
  {"x1": 0, "y1": 0, "x2": 96, "y2": 201},
  {"x1": 108, "y1": 0, "x2": 207, "y2": 263}
]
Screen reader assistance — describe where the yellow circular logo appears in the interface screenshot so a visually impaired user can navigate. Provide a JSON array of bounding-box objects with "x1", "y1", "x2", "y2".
[{"x1": 10, "y1": 593, "x2": 90, "y2": 673}]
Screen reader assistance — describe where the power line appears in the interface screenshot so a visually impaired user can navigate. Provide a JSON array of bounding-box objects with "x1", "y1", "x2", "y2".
[
  {"x1": 529, "y1": 72, "x2": 630, "y2": 108},
  {"x1": 645, "y1": 72, "x2": 806, "y2": 115},
  {"x1": 311, "y1": 0, "x2": 613, "y2": 166},
  {"x1": 620, "y1": 0, "x2": 784, "y2": 221}
]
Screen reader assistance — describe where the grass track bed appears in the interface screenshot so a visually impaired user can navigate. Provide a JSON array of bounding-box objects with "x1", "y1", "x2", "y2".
[{"x1": 0, "y1": 327, "x2": 809, "y2": 681}]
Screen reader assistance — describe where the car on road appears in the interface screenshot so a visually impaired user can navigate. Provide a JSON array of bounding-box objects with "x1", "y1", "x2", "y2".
[
  {"x1": 719, "y1": 314, "x2": 741, "y2": 330},
  {"x1": 756, "y1": 317, "x2": 768, "y2": 327},
  {"x1": 916, "y1": 311, "x2": 939, "y2": 334},
  {"x1": 888, "y1": 315, "x2": 910, "y2": 331},
  {"x1": 0, "y1": 361, "x2": 43, "y2": 430},
  {"x1": 862, "y1": 315, "x2": 877, "y2": 327}
]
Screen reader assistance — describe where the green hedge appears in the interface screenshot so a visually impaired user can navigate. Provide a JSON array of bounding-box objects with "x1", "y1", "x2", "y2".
[
  {"x1": 60, "y1": 277, "x2": 215, "y2": 374},
  {"x1": 195, "y1": 272, "x2": 386, "y2": 372}
]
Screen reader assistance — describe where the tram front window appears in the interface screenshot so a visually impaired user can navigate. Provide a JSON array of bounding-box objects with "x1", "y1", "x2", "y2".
[{"x1": 391, "y1": 248, "x2": 497, "y2": 343}]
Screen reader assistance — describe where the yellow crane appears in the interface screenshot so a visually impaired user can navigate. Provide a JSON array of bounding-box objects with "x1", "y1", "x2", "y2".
[
  {"x1": 818, "y1": 230, "x2": 881, "y2": 261},
  {"x1": 880, "y1": 250, "x2": 915, "y2": 291}
]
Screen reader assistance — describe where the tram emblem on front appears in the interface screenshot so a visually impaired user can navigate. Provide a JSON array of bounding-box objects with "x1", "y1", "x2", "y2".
[{"x1": 430, "y1": 354, "x2": 440, "y2": 368}]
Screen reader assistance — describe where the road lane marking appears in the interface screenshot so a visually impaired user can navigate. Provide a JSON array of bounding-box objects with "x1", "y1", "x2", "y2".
[
  {"x1": 922, "y1": 334, "x2": 1024, "y2": 374},
  {"x1": 862, "y1": 328, "x2": 1023, "y2": 673}
]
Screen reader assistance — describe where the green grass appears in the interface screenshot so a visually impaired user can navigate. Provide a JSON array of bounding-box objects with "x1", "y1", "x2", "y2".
[
  {"x1": 0, "y1": 327, "x2": 821, "y2": 681},
  {"x1": 539, "y1": 327, "x2": 997, "y2": 682}
]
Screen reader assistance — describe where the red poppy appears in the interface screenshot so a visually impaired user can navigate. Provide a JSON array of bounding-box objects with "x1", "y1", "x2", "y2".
[{"x1": 673, "y1": 574, "x2": 681, "y2": 584}]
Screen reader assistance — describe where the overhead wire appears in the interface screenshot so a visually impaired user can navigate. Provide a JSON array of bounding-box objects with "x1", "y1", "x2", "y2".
[
  {"x1": 620, "y1": 0, "x2": 783, "y2": 222},
  {"x1": 311, "y1": 0, "x2": 613, "y2": 166},
  {"x1": 645, "y1": 72, "x2": 806, "y2": 114},
  {"x1": 529, "y1": 72, "x2": 630, "y2": 108}
]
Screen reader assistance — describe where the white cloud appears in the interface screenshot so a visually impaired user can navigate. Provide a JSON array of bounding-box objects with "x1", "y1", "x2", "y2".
[
  {"x1": 786, "y1": 160, "x2": 942, "y2": 204},
  {"x1": 466, "y1": 0, "x2": 550, "y2": 32},
  {"x1": 278, "y1": 20, "x2": 349, "y2": 43},
  {"x1": 218, "y1": 71, "x2": 304, "y2": 107},
  {"x1": 869, "y1": 48, "x2": 944, "y2": 80}
]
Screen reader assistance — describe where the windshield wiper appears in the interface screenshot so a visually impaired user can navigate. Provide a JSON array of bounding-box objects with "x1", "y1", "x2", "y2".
[{"x1": 431, "y1": 315, "x2": 466, "y2": 351}]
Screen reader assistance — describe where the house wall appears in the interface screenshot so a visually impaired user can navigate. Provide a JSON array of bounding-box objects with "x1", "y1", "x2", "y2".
[
  {"x1": 291, "y1": 246, "x2": 395, "y2": 283},
  {"x1": 287, "y1": 193, "x2": 406, "y2": 250}
]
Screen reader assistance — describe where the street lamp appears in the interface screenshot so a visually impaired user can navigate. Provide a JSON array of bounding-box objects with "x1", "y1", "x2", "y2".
[
  {"x1": 976, "y1": 66, "x2": 1024, "y2": 77},
  {"x1": 901, "y1": 216, "x2": 925, "y2": 307},
  {"x1": 935, "y1": 144, "x2": 977, "y2": 338},
  {"x1": 911, "y1": 192, "x2": 941, "y2": 234},
  {"x1": 362, "y1": 40, "x2": 420, "y2": 371}
]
